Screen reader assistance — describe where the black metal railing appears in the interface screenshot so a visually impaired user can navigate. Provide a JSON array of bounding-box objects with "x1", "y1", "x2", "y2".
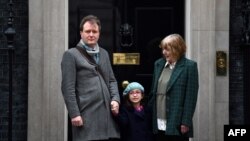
[{"x1": 0, "y1": 0, "x2": 16, "y2": 141}]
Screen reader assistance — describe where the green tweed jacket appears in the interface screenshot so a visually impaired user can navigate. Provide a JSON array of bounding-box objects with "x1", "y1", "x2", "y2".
[{"x1": 149, "y1": 56, "x2": 199, "y2": 137}]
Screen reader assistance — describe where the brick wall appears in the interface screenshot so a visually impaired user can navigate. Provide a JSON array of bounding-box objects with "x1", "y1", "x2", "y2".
[
  {"x1": 0, "y1": 0, "x2": 28, "y2": 141},
  {"x1": 229, "y1": 0, "x2": 249, "y2": 124}
]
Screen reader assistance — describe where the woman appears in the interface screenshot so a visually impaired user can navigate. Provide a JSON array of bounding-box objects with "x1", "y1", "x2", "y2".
[{"x1": 148, "y1": 34, "x2": 199, "y2": 141}]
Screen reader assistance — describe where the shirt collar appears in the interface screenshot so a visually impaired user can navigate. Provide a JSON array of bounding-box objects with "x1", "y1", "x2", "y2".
[{"x1": 165, "y1": 61, "x2": 176, "y2": 69}]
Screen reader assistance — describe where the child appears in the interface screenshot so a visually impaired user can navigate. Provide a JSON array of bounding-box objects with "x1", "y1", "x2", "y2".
[{"x1": 115, "y1": 82, "x2": 154, "y2": 141}]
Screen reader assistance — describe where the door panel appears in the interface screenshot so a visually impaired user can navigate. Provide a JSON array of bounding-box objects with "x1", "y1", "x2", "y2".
[
  {"x1": 68, "y1": 0, "x2": 184, "y2": 140},
  {"x1": 114, "y1": 0, "x2": 184, "y2": 99}
]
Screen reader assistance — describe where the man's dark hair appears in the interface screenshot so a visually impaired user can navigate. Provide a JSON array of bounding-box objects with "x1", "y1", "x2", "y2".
[{"x1": 80, "y1": 15, "x2": 101, "y2": 31}]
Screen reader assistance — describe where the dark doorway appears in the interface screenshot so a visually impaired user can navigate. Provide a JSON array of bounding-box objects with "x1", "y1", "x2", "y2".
[{"x1": 68, "y1": 0, "x2": 184, "y2": 140}]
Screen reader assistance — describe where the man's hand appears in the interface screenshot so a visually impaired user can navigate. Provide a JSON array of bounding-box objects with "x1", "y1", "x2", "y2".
[
  {"x1": 71, "y1": 116, "x2": 83, "y2": 127},
  {"x1": 111, "y1": 100, "x2": 119, "y2": 115}
]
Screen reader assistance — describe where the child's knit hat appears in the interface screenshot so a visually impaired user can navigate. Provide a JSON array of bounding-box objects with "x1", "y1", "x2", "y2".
[{"x1": 123, "y1": 82, "x2": 144, "y2": 96}]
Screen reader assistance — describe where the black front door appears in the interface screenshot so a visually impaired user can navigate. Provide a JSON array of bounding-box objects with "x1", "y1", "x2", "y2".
[
  {"x1": 68, "y1": 0, "x2": 184, "y2": 140},
  {"x1": 112, "y1": 0, "x2": 184, "y2": 98}
]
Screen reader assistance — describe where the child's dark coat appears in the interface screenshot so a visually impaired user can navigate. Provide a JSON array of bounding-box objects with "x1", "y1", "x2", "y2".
[{"x1": 115, "y1": 105, "x2": 154, "y2": 141}]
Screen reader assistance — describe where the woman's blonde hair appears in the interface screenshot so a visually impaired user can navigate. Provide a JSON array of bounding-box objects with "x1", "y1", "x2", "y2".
[{"x1": 159, "y1": 34, "x2": 186, "y2": 60}]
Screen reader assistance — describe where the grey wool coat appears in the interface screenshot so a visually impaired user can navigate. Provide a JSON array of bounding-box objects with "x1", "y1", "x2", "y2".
[
  {"x1": 149, "y1": 56, "x2": 199, "y2": 137},
  {"x1": 61, "y1": 42, "x2": 120, "y2": 141}
]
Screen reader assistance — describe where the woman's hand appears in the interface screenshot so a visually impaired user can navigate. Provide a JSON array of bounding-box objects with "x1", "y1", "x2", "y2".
[{"x1": 180, "y1": 124, "x2": 189, "y2": 134}]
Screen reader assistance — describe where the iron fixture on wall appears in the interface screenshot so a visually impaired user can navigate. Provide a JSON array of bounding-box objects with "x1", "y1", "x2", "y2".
[{"x1": 216, "y1": 51, "x2": 227, "y2": 76}]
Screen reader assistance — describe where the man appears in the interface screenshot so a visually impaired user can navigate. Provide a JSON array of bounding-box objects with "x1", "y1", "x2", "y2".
[{"x1": 61, "y1": 15, "x2": 120, "y2": 141}]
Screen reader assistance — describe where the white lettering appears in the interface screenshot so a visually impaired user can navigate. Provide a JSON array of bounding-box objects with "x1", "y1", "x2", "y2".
[
  {"x1": 235, "y1": 129, "x2": 241, "y2": 136},
  {"x1": 228, "y1": 129, "x2": 247, "y2": 136},
  {"x1": 228, "y1": 129, "x2": 235, "y2": 136},
  {"x1": 241, "y1": 129, "x2": 246, "y2": 136}
]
